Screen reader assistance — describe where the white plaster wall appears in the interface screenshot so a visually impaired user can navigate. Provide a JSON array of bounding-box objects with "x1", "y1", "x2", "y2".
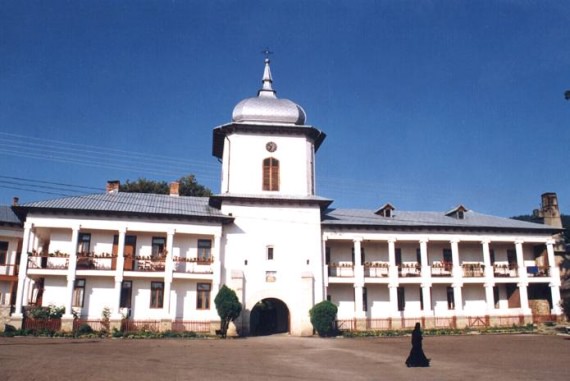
[
  {"x1": 462, "y1": 285, "x2": 486, "y2": 313},
  {"x1": 171, "y1": 280, "x2": 214, "y2": 321},
  {"x1": 80, "y1": 278, "x2": 115, "y2": 318},
  {"x1": 221, "y1": 133, "x2": 314, "y2": 196},
  {"x1": 328, "y1": 284, "x2": 354, "y2": 319},
  {"x1": 368, "y1": 286, "x2": 391, "y2": 317},
  {"x1": 431, "y1": 285, "x2": 452, "y2": 314},
  {"x1": 41, "y1": 278, "x2": 68, "y2": 307}
]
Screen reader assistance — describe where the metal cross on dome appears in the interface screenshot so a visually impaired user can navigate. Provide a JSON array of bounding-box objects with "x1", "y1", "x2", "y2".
[{"x1": 261, "y1": 48, "x2": 273, "y2": 59}]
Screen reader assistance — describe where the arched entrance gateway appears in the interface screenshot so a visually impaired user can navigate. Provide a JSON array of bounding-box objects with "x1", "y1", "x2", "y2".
[{"x1": 249, "y1": 298, "x2": 290, "y2": 336}]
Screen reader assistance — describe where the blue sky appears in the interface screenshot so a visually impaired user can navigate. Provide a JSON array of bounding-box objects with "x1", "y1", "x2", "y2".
[{"x1": 1, "y1": 0, "x2": 569, "y2": 217}]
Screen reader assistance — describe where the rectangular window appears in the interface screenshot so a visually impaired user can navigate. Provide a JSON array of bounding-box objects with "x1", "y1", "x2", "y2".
[
  {"x1": 446, "y1": 286, "x2": 455, "y2": 309},
  {"x1": 362, "y1": 287, "x2": 368, "y2": 312},
  {"x1": 507, "y1": 249, "x2": 517, "y2": 266},
  {"x1": 77, "y1": 233, "x2": 91, "y2": 254},
  {"x1": 198, "y1": 239, "x2": 212, "y2": 261},
  {"x1": 443, "y1": 248, "x2": 452, "y2": 264},
  {"x1": 325, "y1": 247, "x2": 330, "y2": 265},
  {"x1": 267, "y1": 246, "x2": 274, "y2": 261},
  {"x1": 120, "y1": 281, "x2": 132, "y2": 308},
  {"x1": 0, "y1": 241, "x2": 8, "y2": 265},
  {"x1": 490, "y1": 249, "x2": 496, "y2": 265},
  {"x1": 416, "y1": 248, "x2": 422, "y2": 265},
  {"x1": 196, "y1": 283, "x2": 211, "y2": 310},
  {"x1": 72, "y1": 279, "x2": 86, "y2": 307},
  {"x1": 395, "y1": 248, "x2": 402, "y2": 266},
  {"x1": 493, "y1": 286, "x2": 500, "y2": 308},
  {"x1": 420, "y1": 287, "x2": 424, "y2": 310},
  {"x1": 151, "y1": 237, "x2": 166, "y2": 257},
  {"x1": 150, "y1": 281, "x2": 164, "y2": 308},
  {"x1": 397, "y1": 287, "x2": 405, "y2": 311}
]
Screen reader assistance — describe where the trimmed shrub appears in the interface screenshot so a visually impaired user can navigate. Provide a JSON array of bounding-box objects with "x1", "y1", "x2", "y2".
[
  {"x1": 309, "y1": 300, "x2": 338, "y2": 337},
  {"x1": 214, "y1": 285, "x2": 242, "y2": 338}
]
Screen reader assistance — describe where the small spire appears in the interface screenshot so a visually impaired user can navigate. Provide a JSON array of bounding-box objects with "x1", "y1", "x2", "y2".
[{"x1": 258, "y1": 49, "x2": 276, "y2": 98}]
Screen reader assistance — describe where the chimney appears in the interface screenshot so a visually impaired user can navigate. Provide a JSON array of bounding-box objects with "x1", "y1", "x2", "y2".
[
  {"x1": 106, "y1": 180, "x2": 120, "y2": 194},
  {"x1": 12, "y1": 197, "x2": 19, "y2": 206},
  {"x1": 169, "y1": 181, "x2": 180, "y2": 197}
]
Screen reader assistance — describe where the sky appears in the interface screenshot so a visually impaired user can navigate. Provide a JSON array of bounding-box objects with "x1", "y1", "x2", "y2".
[{"x1": 1, "y1": 0, "x2": 569, "y2": 217}]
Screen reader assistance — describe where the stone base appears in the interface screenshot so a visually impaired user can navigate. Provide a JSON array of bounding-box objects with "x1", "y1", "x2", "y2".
[
  {"x1": 110, "y1": 319, "x2": 122, "y2": 332},
  {"x1": 160, "y1": 319, "x2": 172, "y2": 332},
  {"x1": 61, "y1": 317, "x2": 74, "y2": 332}
]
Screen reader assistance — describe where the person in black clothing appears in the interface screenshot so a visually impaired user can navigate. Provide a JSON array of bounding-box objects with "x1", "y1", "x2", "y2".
[{"x1": 405, "y1": 322, "x2": 430, "y2": 367}]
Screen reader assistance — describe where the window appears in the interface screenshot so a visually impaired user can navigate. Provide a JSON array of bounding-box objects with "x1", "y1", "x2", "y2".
[
  {"x1": 420, "y1": 287, "x2": 424, "y2": 310},
  {"x1": 0, "y1": 241, "x2": 8, "y2": 265},
  {"x1": 72, "y1": 279, "x2": 86, "y2": 307},
  {"x1": 493, "y1": 286, "x2": 500, "y2": 308},
  {"x1": 446, "y1": 287, "x2": 455, "y2": 309},
  {"x1": 443, "y1": 248, "x2": 452, "y2": 264},
  {"x1": 507, "y1": 249, "x2": 517, "y2": 266},
  {"x1": 325, "y1": 247, "x2": 330, "y2": 265},
  {"x1": 362, "y1": 287, "x2": 368, "y2": 312},
  {"x1": 490, "y1": 249, "x2": 496, "y2": 265},
  {"x1": 77, "y1": 233, "x2": 91, "y2": 254},
  {"x1": 416, "y1": 248, "x2": 422, "y2": 265},
  {"x1": 120, "y1": 281, "x2": 132, "y2": 308},
  {"x1": 152, "y1": 237, "x2": 166, "y2": 257},
  {"x1": 262, "y1": 157, "x2": 279, "y2": 191},
  {"x1": 267, "y1": 246, "x2": 274, "y2": 261},
  {"x1": 397, "y1": 287, "x2": 405, "y2": 311},
  {"x1": 198, "y1": 239, "x2": 212, "y2": 261},
  {"x1": 196, "y1": 283, "x2": 211, "y2": 310},
  {"x1": 395, "y1": 248, "x2": 402, "y2": 266},
  {"x1": 150, "y1": 281, "x2": 164, "y2": 308}
]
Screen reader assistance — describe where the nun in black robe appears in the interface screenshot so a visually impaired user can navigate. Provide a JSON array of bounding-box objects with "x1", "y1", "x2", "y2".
[{"x1": 405, "y1": 323, "x2": 430, "y2": 367}]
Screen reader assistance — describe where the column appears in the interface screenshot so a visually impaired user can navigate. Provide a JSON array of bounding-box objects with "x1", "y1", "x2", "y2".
[
  {"x1": 451, "y1": 240, "x2": 461, "y2": 278},
  {"x1": 388, "y1": 284, "x2": 399, "y2": 315},
  {"x1": 481, "y1": 240, "x2": 493, "y2": 279},
  {"x1": 162, "y1": 230, "x2": 175, "y2": 318},
  {"x1": 484, "y1": 283, "x2": 495, "y2": 313},
  {"x1": 421, "y1": 283, "x2": 432, "y2": 316},
  {"x1": 388, "y1": 239, "x2": 398, "y2": 279},
  {"x1": 111, "y1": 228, "x2": 126, "y2": 320},
  {"x1": 13, "y1": 222, "x2": 33, "y2": 318},
  {"x1": 518, "y1": 282, "x2": 531, "y2": 314},
  {"x1": 419, "y1": 239, "x2": 429, "y2": 277},
  {"x1": 452, "y1": 282, "x2": 463, "y2": 314},
  {"x1": 354, "y1": 282, "x2": 365, "y2": 319},
  {"x1": 321, "y1": 237, "x2": 328, "y2": 301},
  {"x1": 353, "y1": 238, "x2": 364, "y2": 281},
  {"x1": 546, "y1": 240, "x2": 562, "y2": 315},
  {"x1": 515, "y1": 240, "x2": 526, "y2": 280},
  {"x1": 63, "y1": 226, "x2": 80, "y2": 319}
]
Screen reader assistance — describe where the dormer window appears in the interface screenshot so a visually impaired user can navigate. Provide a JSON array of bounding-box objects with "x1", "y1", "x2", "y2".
[
  {"x1": 375, "y1": 203, "x2": 395, "y2": 218},
  {"x1": 263, "y1": 157, "x2": 279, "y2": 191},
  {"x1": 446, "y1": 205, "x2": 468, "y2": 220}
]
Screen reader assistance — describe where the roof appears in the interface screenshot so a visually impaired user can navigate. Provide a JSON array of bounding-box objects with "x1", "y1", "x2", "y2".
[
  {"x1": 0, "y1": 205, "x2": 22, "y2": 225},
  {"x1": 209, "y1": 193, "x2": 333, "y2": 209},
  {"x1": 322, "y1": 208, "x2": 560, "y2": 233},
  {"x1": 16, "y1": 193, "x2": 233, "y2": 222}
]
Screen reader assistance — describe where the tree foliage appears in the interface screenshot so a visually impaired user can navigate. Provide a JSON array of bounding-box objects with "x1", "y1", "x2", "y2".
[
  {"x1": 119, "y1": 174, "x2": 212, "y2": 197},
  {"x1": 309, "y1": 300, "x2": 338, "y2": 337},
  {"x1": 511, "y1": 214, "x2": 570, "y2": 243},
  {"x1": 214, "y1": 285, "x2": 242, "y2": 338}
]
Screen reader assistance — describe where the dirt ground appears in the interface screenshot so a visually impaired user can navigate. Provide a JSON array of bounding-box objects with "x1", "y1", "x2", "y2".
[{"x1": 0, "y1": 334, "x2": 568, "y2": 381}]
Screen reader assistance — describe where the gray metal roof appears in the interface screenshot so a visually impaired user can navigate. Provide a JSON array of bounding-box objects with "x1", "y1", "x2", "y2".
[
  {"x1": 0, "y1": 205, "x2": 21, "y2": 225},
  {"x1": 322, "y1": 208, "x2": 558, "y2": 232},
  {"x1": 18, "y1": 193, "x2": 231, "y2": 221}
]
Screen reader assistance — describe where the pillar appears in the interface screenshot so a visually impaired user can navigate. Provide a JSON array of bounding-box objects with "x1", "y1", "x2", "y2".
[
  {"x1": 353, "y1": 238, "x2": 364, "y2": 281},
  {"x1": 450, "y1": 240, "x2": 461, "y2": 278},
  {"x1": 63, "y1": 226, "x2": 80, "y2": 319},
  {"x1": 388, "y1": 283, "x2": 399, "y2": 315},
  {"x1": 111, "y1": 227, "x2": 126, "y2": 320},
  {"x1": 419, "y1": 239, "x2": 429, "y2": 277},
  {"x1": 484, "y1": 282, "x2": 495, "y2": 313},
  {"x1": 162, "y1": 230, "x2": 175, "y2": 319},
  {"x1": 452, "y1": 282, "x2": 463, "y2": 314},
  {"x1": 421, "y1": 283, "x2": 432, "y2": 316},
  {"x1": 388, "y1": 239, "x2": 398, "y2": 280},
  {"x1": 354, "y1": 282, "x2": 365, "y2": 319},
  {"x1": 481, "y1": 240, "x2": 493, "y2": 279},
  {"x1": 515, "y1": 240, "x2": 526, "y2": 280},
  {"x1": 12, "y1": 222, "x2": 33, "y2": 318},
  {"x1": 518, "y1": 282, "x2": 531, "y2": 315}
]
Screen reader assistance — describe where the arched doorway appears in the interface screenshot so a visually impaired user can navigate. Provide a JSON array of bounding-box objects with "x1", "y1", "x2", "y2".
[{"x1": 250, "y1": 298, "x2": 289, "y2": 336}]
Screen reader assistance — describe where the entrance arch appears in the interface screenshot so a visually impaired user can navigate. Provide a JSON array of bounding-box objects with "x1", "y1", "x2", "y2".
[{"x1": 249, "y1": 298, "x2": 290, "y2": 336}]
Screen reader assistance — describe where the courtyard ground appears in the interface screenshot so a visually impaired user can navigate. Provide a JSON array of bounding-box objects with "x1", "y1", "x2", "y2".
[{"x1": 0, "y1": 333, "x2": 568, "y2": 380}]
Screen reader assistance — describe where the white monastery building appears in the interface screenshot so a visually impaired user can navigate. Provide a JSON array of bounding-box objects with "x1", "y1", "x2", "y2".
[{"x1": 0, "y1": 59, "x2": 565, "y2": 335}]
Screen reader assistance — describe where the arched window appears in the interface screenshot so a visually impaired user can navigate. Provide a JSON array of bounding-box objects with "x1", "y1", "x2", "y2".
[{"x1": 263, "y1": 157, "x2": 279, "y2": 191}]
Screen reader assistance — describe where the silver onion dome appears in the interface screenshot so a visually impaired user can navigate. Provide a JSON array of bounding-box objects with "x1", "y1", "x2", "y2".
[{"x1": 232, "y1": 58, "x2": 306, "y2": 125}]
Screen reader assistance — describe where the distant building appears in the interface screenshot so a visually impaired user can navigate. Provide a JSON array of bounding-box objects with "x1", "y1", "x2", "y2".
[{"x1": 2, "y1": 59, "x2": 565, "y2": 335}]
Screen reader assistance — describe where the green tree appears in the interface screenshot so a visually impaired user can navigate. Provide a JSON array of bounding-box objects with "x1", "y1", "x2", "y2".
[
  {"x1": 119, "y1": 174, "x2": 212, "y2": 196},
  {"x1": 309, "y1": 300, "x2": 338, "y2": 337},
  {"x1": 214, "y1": 285, "x2": 242, "y2": 338}
]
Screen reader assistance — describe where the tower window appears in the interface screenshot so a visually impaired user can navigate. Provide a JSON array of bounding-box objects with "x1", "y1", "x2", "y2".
[{"x1": 263, "y1": 157, "x2": 279, "y2": 191}]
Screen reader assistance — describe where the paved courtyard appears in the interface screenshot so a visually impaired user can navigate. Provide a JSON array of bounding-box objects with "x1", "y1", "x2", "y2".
[{"x1": 0, "y1": 334, "x2": 568, "y2": 380}]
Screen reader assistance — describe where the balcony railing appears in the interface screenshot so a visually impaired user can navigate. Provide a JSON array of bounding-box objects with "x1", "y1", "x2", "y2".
[
  {"x1": 431, "y1": 261, "x2": 452, "y2": 277},
  {"x1": 364, "y1": 263, "x2": 389, "y2": 278},
  {"x1": 493, "y1": 263, "x2": 518, "y2": 277},
  {"x1": 134, "y1": 256, "x2": 166, "y2": 272},
  {"x1": 173, "y1": 256, "x2": 214, "y2": 274},
  {"x1": 462, "y1": 263, "x2": 485, "y2": 277},
  {"x1": 76, "y1": 252, "x2": 117, "y2": 271},
  {"x1": 0, "y1": 263, "x2": 18, "y2": 276},
  {"x1": 398, "y1": 263, "x2": 421, "y2": 277},
  {"x1": 28, "y1": 251, "x2": 69, "y2": 270},
  {"x1": 526, "y1": 266, "x2": 549, "y2": 277},
  {"x1": 328, "y1": 264, "x2": 354, "y2": 277}
]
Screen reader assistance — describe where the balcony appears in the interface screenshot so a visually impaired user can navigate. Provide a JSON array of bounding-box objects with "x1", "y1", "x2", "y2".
[
  {"x1": 133, "y1": 256, "x2": 166, "y2": 272},
  {"x1": 76, "y1": 252, "x2": 117, "y2": 270},
  {"x1": 0, "y1": 263, "x2": 18, "y2": 278},
  {"x1": 493, "y1": 263, "x2": 518, "y2": 277},
  {"x1": 462, "y1": 263, "x2": 485, "y2": 277},
  {"x1": 398, "y1": 263, "x2": 421, "y2": 277},
  {"x1": 526, "y1": 265, "x2": 549, "y2": 277},
  {"x1": 431, "y1": 261, "x2": 452, "y2": 277},
  {"x1": 173, "y1": 256, "x2": 214, "y2": 274},
  {"x1": 364, "y1": 262, "x2": 389, "y2": 278},
  {"x1": 328, "y1": 264, "x2": 354, "y2": 277},
  {"x1": 28, "y1": 251, "x2": 69, "y2": 270}
]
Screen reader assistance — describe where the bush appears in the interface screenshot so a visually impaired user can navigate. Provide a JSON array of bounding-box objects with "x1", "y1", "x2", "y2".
[
  {"x1": 309, "y1": 300, "x2": 338, "y2": 337},
  {"x1": 560, "y1": 295, "x2": 570, "y2": 321},
  {"x1": 214, "y1": 285, "x2": 242, "y2": 338},
  {"x1": 76, "y1": 323, "x2": 94, "y2": 336}
]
